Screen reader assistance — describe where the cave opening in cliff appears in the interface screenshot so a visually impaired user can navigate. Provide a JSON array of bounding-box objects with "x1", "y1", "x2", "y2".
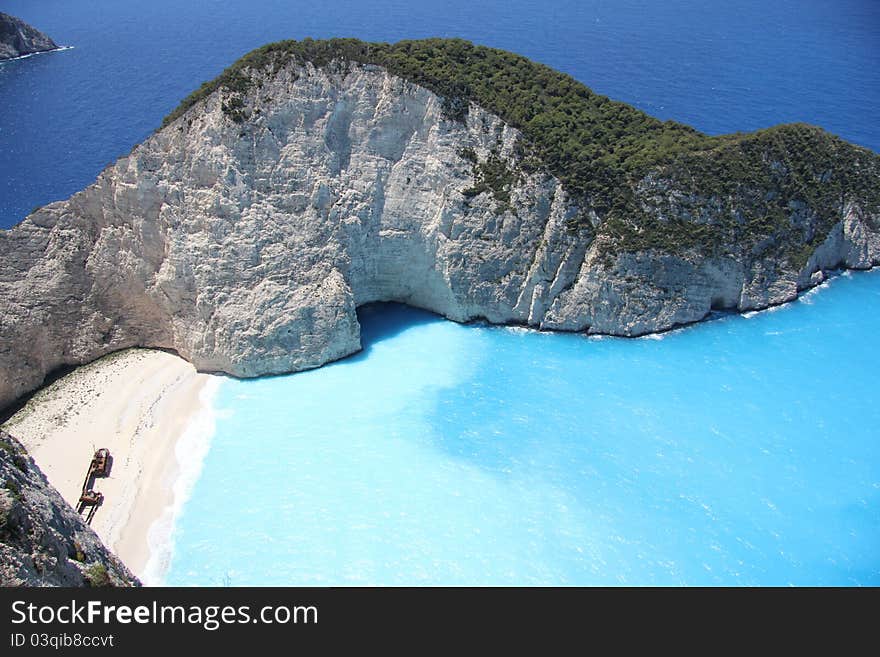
[
  {"x1": 353, "y1": 302, "x2": 446, "y2": 359},
  {"x1": 710, "y1": 296, "x2": 728, "y2": 311}
]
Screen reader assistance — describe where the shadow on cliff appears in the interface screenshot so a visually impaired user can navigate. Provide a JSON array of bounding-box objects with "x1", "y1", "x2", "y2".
[{"x1": 349, "y1": 302, "x2": 445, "y2": 362}]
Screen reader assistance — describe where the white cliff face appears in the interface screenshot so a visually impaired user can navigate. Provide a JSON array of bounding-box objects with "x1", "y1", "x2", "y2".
[{"x1": 1, "y1": 60, "x2": 878, "y2": 410}]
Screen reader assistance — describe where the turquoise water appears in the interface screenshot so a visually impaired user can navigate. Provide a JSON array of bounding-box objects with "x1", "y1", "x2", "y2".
[{"x1": 165, "y1": 271, "x2": 880, "y2": 586}]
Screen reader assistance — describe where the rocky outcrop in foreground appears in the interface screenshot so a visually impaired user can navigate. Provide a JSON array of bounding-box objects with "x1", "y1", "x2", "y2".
[
  {"x1": 0, "y1": 13, "x2": 58, "y2": 60},
  {"x1": 0, "y1": 430, "x2": 139, "y2": 586},
  {"x1": 0, "y1": 40, "x2": 878, "y2": 411}
]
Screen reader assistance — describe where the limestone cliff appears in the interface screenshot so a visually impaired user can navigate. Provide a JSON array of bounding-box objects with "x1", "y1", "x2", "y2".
[
  {"x1": 0, "y1": 39, "x2": 878, "y2": 411},
  {"x1": 0, "y1": 430, "x2": 139, "y2": 586},
  {"x1": 0, "y1": 13, "x2": 58, "y2": 60}
]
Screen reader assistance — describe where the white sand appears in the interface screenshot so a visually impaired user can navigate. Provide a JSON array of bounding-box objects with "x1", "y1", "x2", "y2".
[{"x1": 1, "y1": 348, "x2": 218, "y2": 581}]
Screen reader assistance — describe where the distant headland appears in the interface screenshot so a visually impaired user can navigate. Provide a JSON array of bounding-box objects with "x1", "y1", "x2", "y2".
[{"x1": 0, "y1": 12, "x2": 60, "y2": 61}]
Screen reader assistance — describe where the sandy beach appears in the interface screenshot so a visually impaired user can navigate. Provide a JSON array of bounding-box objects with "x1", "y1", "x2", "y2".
[{"x1": 1, "y1": 349, "x2": 218, "y2": 582}]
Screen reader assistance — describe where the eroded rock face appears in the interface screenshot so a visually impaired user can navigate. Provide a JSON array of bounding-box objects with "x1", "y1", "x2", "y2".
[
  {"x1": 0, "y1": 60, "x2": 878, "y2": 410},
  {"x1": 0, "y1": 13, "x2": 58, "y2": 60},
  {"x1": 0, "y1": 430, "x2": 139, "y2": 586}
]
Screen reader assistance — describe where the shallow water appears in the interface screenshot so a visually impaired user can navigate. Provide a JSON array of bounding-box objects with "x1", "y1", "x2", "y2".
[{"x1": 164, "y1": 271, "x2": 880, "y2": 586}]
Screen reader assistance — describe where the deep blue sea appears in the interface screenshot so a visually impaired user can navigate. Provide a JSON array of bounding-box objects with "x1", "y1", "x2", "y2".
[{"x1": 2, "y1": 1, "x2": 878, "y2": 585}]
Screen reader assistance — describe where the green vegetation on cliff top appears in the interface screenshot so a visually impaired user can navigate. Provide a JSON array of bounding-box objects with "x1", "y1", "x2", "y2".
[
  {"x1": 161, "y1": 37, "x2": 714, "y2": 191},
  {"x1": 163, "y1": 38, "x2": 879, "y2": 264}
]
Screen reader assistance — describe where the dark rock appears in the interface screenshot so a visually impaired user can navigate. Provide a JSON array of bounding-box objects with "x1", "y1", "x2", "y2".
[
  {"x1": 0, "y1": 12, "x2": 58, "y2": 61},
  {"x1": 0, "y1": 430, "x2": 139, "y2": 586}
]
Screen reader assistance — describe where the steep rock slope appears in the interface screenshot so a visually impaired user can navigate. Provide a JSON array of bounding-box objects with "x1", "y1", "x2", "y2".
[
  {"x1": 0, "y1": 13, "x2": 58, "y2": 60},
  {"x1": 0, "y1": 39, "x2": 878, "y2": 411},
  {"x1": 0, "y1": 430, "x2": 139, "y2": 586}
]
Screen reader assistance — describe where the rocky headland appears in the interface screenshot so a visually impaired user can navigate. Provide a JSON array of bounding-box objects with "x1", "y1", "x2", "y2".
[
  {"x1": 0, "y1": 12, "x2": 59, "y2": 61},
  {"x1": 1, "y1": 38, "x2": 878, "y2": 412}
]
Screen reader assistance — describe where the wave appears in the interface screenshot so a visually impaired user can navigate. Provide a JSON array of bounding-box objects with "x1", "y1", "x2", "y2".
[
  {"x1": 141, "y1": 376, "x2": 223, "y2": 586},
  {"x1": 0, "y1": 45, "x2": 74, "y2": 63},
  {"x1": 504, "y1": 325, "x2": 540, "y2": 335}
]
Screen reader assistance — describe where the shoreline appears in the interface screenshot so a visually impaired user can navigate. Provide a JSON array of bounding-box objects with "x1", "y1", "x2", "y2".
[
  {"x1": 0, "y1": 267, "x2": 875, "y2": 584},
  {"x1": 473, "y1": 265, "x2": 879, "y2": 341},
  {"x1": 142, "y1": 376, "x2": 222, "y2": 585},
  {"x1": 0, "y1": 45, "x2": 74, "y2": 63},
  {"x1": 0, "y1": 348, "x2": 219, "y2": 583}
]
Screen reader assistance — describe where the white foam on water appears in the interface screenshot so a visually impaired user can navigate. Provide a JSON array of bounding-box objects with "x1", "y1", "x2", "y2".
[
  {"x1": 741, "y1": 276, "x2": 841, "y2": 318},
  {"x1": 504, "y1": 325, "x2": 540, "y2": 335},
  {"x1": 742, "y1": 302, "x2": 790, "y2": 319},
  {"x1": 0, "y1": 45, "x2": 74, "y2": 63},
  {"x1": 799, "y1": 278, "x2": 836, "y2": 304},
  {"x1": 141, "y1": 376, "x2": 223, "y2": 586}
]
